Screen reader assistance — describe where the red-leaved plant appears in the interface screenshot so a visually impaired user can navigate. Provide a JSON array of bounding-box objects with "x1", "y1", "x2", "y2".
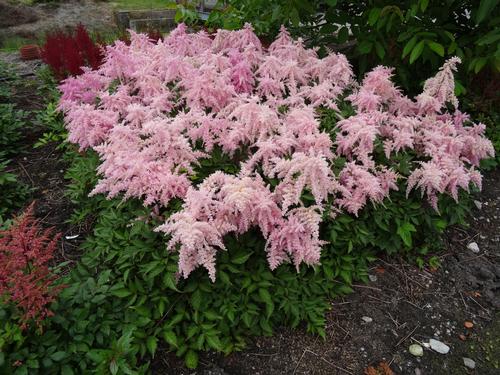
[
  {"x1": 0, "y1": 203, "x2": 64, "y2": 329},
  {"x1": 41, "y1": 24, "x2": 104, "y2": 80}
]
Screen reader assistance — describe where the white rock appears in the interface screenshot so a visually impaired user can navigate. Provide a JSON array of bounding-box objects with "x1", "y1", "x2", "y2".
[
  {"x1": 429, "y1": 339, "x2": 450, "y2": 354},
  {"x1": 409, "y1": 344, "x2": 424, "y2": 357},
  {"x1": 474, "y1": 200, "x2": 482, "y2": 210},
  {"x1": 368, "y1": 274, "x2": 378, "y2": 282},
  {"x1": 361, "y1": 316, "x2": 373, "y2": 323},
  {"x1": 463, "y1": 357, "x2": 475, "y2": 369},
  {"x1": 467, "y1": 242, "x2": 480, "y2": 253}
]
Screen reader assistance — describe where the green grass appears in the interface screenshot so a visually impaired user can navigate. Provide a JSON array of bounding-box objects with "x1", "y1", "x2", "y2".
[
  {"x1": 109, "y1": 0, "x2": 176, "y2": 10},
  {"x1": 0, "y1": 36, "x2": 40, "y2": 52}
]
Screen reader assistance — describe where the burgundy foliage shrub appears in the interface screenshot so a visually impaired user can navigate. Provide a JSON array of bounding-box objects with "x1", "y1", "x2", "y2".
[
  {"x1": 41, "y1": 24, "x2": 104, "y2": 80},
  {"x1": 0, "y1": 203, "x2": 64, "y2": 328}
]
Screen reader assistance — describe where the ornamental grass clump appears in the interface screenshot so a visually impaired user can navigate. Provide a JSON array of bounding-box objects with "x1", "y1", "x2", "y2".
[{"x1": 58, "y1": 24, "x2": 494, "y2": 282}]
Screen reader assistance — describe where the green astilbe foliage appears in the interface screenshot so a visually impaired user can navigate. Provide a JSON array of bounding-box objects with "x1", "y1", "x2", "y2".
[
  {"x1": 0, "y1": 104, "x2": 25, "y2": 159},
  {"x1": 0, "y1": 160, "x2": 30, "y2": 228}
]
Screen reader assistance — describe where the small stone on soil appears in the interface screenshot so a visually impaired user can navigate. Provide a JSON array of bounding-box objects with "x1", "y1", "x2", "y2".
[
  {"x1": 429, "y1": 339, "x2": 450, "y2": 354},
  {"x1": 463, "y1": 357, "x2": 476, "y2": 369},
  {"x1": 409, "y1": 344, "x2": 424, "y2": 357},
  {"x1": 368, "y1": 274, "x2": 377, "y2": 282},
  {"x1": 361, "y1": 316, "x2": 373, "y2": 323},
  {"x1": 467, "y1": 242, "x2": 480, "y2": 253},
  {"x1": 474, "y1": 200, "x2": 482, "y2": 209}
]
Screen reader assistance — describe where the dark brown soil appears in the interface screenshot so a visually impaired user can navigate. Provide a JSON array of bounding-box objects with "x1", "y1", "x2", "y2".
[
  {"x1": 0, "y1": 1, "x2": 38, "y2": 29},
  {"x1": 156, "y1": 171, "x2": 500, "y2": 374},
  {"x1": 4, "y1": 57, "x2": 91, "y2": 263}
]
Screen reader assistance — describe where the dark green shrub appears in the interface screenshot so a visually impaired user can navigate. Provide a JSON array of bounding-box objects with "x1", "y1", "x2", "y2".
[
  {"x1": 0, "y1": 104, "x2": 25, "y2": 159},
  {"x1": 200, "y1": 0, "x2": 500, "y2": 94}
]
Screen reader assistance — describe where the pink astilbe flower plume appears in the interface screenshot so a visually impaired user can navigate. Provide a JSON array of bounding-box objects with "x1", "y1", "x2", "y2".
[{"x1": 59, "y1": 25, "x2": 493, "y2": 281}]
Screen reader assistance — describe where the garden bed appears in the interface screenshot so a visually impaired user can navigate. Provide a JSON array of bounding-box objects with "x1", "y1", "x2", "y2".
[
  {"x1": 0, "y1": 5, "x2": 499, "y2": 372},
  {"x1": 1, "y1": 37, "x2": 499, "y2": 373}
]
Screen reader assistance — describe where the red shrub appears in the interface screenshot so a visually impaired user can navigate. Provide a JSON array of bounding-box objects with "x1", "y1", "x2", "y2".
[
  {"x1": 41, "y1": 24, "x2": 104, "y2": 80},
  {"x1": 0, "y1": 203, "x2": 64, "y2": 329}
]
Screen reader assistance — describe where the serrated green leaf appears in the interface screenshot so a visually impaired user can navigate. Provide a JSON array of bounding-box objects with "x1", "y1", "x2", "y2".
[
  {"x1": 368, "y1": 8, "x2": 381, "y2": 26},
  {"x1": 191, "y1": 289, "x2": 202, "y2": 310},
  {"x1": 185, "y1": 350, "x2": 198, "y2": 369},
  {"x1": 163, "y1": 330, "x2": 178, "y2": 348},
  {"x1": 206, "y1": 334, "x2": 223, "y2": 351},
  {"x1": 109, "y1": 360, "x2": 119, "y2": 375},
  {"x1": 409, "y1": 40, "x2": 425, "y2": 64},
  {"x1": 231, "y1": 251, "x2": 252, "y2": 264},
  {"x1": 147, "y1": 336, "x2": 158, "y2": 357},
  {"x1": 476, "y1": 0, "x2": 499, "y2": 24},
  {"x1": 50, "y1": 351, "x2": 67, "y2": 362},
  {"x1": 61, "y1": 365, "x2": 74, "y2": 375},
  {"x1": 111, "y1": 288, "x2": 132, "y2": 298},
  {"x1": 402, "y1": 36, "x2": 418, "y2": 58},
  {"x1": 357, "y1": 40, "x2": 373, "y2": 54},
  {"x1": 474, "y1": 57, "x2": 488, "y2": 73},
  {"x1": 477, "y1": 30, "x2": 500, "y2": 45},
  {"x1": 375, "y1": 41, "x2": 385, "y2": 59},
  {"x1": 427, "y1": 41, "x2": 444, "y2": 57},
  {"x1": 397, "y1": 222, "x2": 416, "y2": 247},
  {"x1": 337, "y1": 27, "x2": 349, "y2": 44}
]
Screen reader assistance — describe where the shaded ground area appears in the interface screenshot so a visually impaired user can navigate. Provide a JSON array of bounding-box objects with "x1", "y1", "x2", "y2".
[
  {"x1": 0, "y1": 0, "x2": 115, "y2": 44},
  {"x1": 157, "y1": 165, "x2": 500, "y2": 374},
  {"x1": 2, "y1": 54, "x2": 91, "y2": 262}
]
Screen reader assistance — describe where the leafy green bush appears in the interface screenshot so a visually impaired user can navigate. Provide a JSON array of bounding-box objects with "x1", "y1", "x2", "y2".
[
  {"x1": 0, "y1": 68, "x2": 30, "y2": 226},
  {"x1": 34, "y1": 102, "x2": 68, "y2": 150},
  {"x1": 0, "y1": 160, "x2": 30, "y2": 227},
  {"x1": 0, "y1": 104, "x2": 25, "y2": 159},
  {"x1": 201, "y1": 0, "x2": 499, "y2": 94}
]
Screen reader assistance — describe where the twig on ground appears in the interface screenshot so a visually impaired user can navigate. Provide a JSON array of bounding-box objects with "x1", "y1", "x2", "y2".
[
  {"x1": 303, "y1": 349, "x2": 354, "y2": 375},
  {"x1": 459, "y1": 291, "x2": 468, "y2": 310},
  {"x1": 405, "y1": 300, "x2": 423, "y2": 310},
  {"x1": 16, "y1": 161, "x2": 35, "y2": 186},
  {"x1": 292, "y1": 349, "x2": 307, "y2": 375},
  {"x1": 352, "y1": 284, "x2": 382, "y2": 291},
  {"x1": 395, "y1": 324, "x2": 420, "y2": 347},
  {"x1": 468, "y1": 296, "x2": 489, "y2": 313}
]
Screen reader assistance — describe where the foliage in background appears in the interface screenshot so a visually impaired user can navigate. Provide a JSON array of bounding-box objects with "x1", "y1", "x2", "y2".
[
  {"x1": 41, "y1": 24, "x2": 104, "y2": 80},
  {"x1": 0, "y1": 62, "x2": 30, "y2": 227},
  {"x1": 0, "y1": 104, "x2": 26, "y2": 159},
  {"x1": 201, "y1": 0, "x2": 499, "y2": 96},
  {"x1": 0, "y1": 160, "x2": 30, "y2": 228}
]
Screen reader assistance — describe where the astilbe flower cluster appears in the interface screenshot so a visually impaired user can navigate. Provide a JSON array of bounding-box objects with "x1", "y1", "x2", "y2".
[
  {"x1": 58, "y1": 24, "x2": 494, "y2": 281},
  {"x1": 0, "y1": 203, "x2": 64, "y2": 328}
]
